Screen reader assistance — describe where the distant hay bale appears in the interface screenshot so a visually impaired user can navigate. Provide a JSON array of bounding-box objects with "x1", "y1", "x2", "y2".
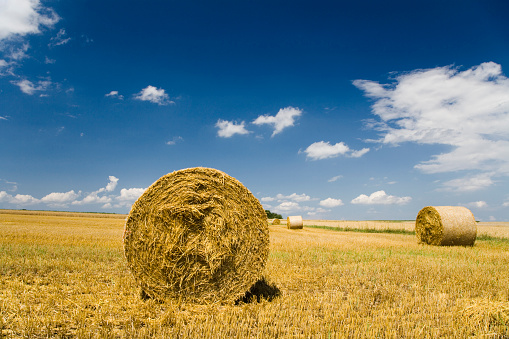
[
  {"x1": 123, "y1": 167, "x2": 270, "y2": 304},
  {"x1": 415, "y1": 206, "x2": 477, "y2": 246},
  {"x1": 272, "y1": 218, "x2": 281, "y2": 225},
  {"x1": 287, "y1": 215, "x2": 303, "y2": 229}
]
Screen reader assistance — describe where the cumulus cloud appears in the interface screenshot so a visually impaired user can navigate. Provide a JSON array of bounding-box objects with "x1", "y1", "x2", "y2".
[
  {"x1": 72, "y1": 176, "x2": 118, "y2": 205},
  {"x1": 302, "y1": 141, "x2": 370, "y2": 160},
  {"x1": 276, "y1": 193, "x2": 311, "y2": 202},
  {"x1": 354, "y1": 62, "x2": 509, "y2": 191},
  {"x1": 105, "y1": 90, "x2": 124, "y2": 100},
  {"x1": 0, "y1": 191, "x2": 39, "y2": 205},
  {"x1": 116, "y1": 188, "x2": 145, "y2": 202},
  {"x1": 41, "y1": 190, "x2": 81, "y2": 207},
  {"x1": 252, "y1": 106, "x2": 302, "y2": 136},
  {"x1": 134, "y1": 85, "x2": 173, "y2": 105},
  {"x1": 0, "y1": 176, "x2": 144, "y2": 211},
  {"x1": 351, "y1": 190, "x2": 411, "y2": 205},
  {"x1": 261, "y1": 197, "x2": 275, "y2": 202},
  {"x1": 319, "y1": 198, "x2": 344, "y2": 208},
  {"x1": 0, "y1": 0, "x2": 59, "y2": 40},
  {"x1": 275, "y1": 201, "x2": 300, "y2": 212},
  {"x1": 216, "y1": 119, "x2": 250, "y2": 138}
]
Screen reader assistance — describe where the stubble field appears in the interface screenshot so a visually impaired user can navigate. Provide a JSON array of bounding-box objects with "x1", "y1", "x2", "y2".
[{"x1": 1, "y1": 209, "x2": 509, "y2": 338}]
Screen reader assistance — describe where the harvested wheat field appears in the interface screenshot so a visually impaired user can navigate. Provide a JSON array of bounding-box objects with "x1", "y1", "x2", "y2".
[{"x1": 1, "y1": 209, "x2": 509, "y2": 337}]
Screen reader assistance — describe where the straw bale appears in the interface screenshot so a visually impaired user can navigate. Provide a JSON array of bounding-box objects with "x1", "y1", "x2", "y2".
[
  {"x1": 287, "y1": 215, "x2": 303, "y2": 229},
  {"x1": 272, "y1": 218, "x2": 281, "y2": 225},
  {"x1": 415, "y1": 206, "x2": 477, "y2": 246},
  {"x1": 123, "y1": 167, "x2": 269, "y2": 304}
]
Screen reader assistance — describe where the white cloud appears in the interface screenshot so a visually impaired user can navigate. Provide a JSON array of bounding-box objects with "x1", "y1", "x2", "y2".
[
  {"x1": 41, "y1": 190, "x2": 80, "y2": 203},
  {"x1": 0, "y1": 0, "x2": 59, "y2": 40},
  {"x1": 319, "y1": 198, "x2": 344, "y2": 208},
  {"x1": 351, "y1": 190, "x2": 411, "y2": 205},
  {"x1": 116, "y1": 188, "x2": 145, "y2": 202},
  {"x1": 261, "y1": 197, "x2": 275, "y2": 202},
  {"x1": 105, "y1": 176, "x2": 119, "y2": 192},
  {"x1": 466, "y1": 201, "x2": 487, "y2": 208},
  {"x1": 503, "y1": 201, "x2": 509, "y2": 207},
  {"x1": 0, "y1": 191, "x2": 40, "y2": 205},
  {"x1": 134, "y1": 85, "x2": 173, "y2": 105},
  {"x1": 303, "y1": 141, "x2": 370, "y2": 160},
  {"x1": 72, "y1": 176, "x2": 118, "y2": 205},
  {"x1": 252, "y1": 106, "x2": 302, "y2": 136},
  {"x1": 216, "y1": 119, "x2": 250, "y2": 138},
  {"x1": 328, "y1": 175, "x2": 343, "y2": 182},
  {"x1": 440, "y1": 173, "x2": 495, "y2": 192},
  {"x1": 354, "y1": 62, "x2": 509, "y2": 191},
  {"x1": 307, "y1": 207, "x2": 329, "y2": 216},
  {"x1": 0, "y1": 116, "x2": 7, "y2": 121},
  {"x1": 276, "y1": 193, "x2": 311, "y2": 202},
  {"x1": 48, "y1": 28, "x2": 70, "y2": 47},
  {"x1": 105, "y1": 90, "x2": 124, "y2": 100},
  {"x1": 11, "y1": 78, "x2": 51, "y2": 95},
  {"x1": 275, "y1": 201, "x2": 301, "y2": 212},
  {"x1": 40, "y1": 190, "x2": 81, "y2": 207}
]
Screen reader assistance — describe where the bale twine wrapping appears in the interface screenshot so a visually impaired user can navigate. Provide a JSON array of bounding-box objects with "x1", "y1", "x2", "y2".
[
  {"x1": 287, "y1": 215, "x2": 303, "y2": 229},
  {"x1": 415, "y1": 206, "x2": 477, "y2": 246},
  {"x1": 123, "y1": 167, "x2": 270, "y2": 304},
  {"x1": 272, "y1": 218, "x2": 281, "y2": 225}
]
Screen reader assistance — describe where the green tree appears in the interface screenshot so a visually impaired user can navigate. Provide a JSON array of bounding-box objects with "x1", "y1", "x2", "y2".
[{"x1": 265, "y1": 210, "x2": 282, "y2": 219}]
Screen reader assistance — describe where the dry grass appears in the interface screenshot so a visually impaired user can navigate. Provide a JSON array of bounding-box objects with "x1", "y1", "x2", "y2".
[{"x1": 1, "y1": 211, "x2": 509, "y2": 337}]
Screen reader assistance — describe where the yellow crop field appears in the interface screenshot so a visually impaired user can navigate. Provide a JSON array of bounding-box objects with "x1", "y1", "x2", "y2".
[{"x1": 1, "y1": 210, "x2": 509, "y2": 337}]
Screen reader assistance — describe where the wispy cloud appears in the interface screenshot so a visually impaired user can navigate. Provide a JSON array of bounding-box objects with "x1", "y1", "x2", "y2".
[
  {"x1": 166, "y1": 136, "x2": 183, "y2": 145},
  {"x1": 11, "y1": 78, "x2": 52, "y2": 95},
  {"x1": 466, "y1": 201, "x2": 487, "y2": 208},
  {"x1": 354, "y1": 62, "x2": 509, "y2": 192},
  {"x1": 134, "y1": 85, "x2": 173, "y2": 105},
  {"x1": 252, "y1": 106, "x2": 302, "y2": 136},
  {"x1": 216, "y1": 119, "x2": 250, "y2": 138},
  {"x1": 302, "y1": 141, "x2": 369, "y2": 160},
  {"x1": 351, "y1": 190, "x2": 411, "y2": 205},
  {"x1": 328, "y1": 175, "x2": 343, "y2": 182},
  {"x1": 48, "y1": 28, "x2": 71, "y2": 47}
]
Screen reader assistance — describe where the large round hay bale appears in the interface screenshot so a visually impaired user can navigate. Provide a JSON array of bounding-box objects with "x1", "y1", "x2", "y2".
[
  {"x1": 272, "y1": 218, "x2": 281, "y2": 225},
  {"x1": 415, "y1": 206, "x2": 477, "y2": 246},
  {"x1": 287, "y1": 215, "x2": 303, "y2": 229},
  {"x1": 123, "y1": 167, "x2": 270, "y2": 304}
]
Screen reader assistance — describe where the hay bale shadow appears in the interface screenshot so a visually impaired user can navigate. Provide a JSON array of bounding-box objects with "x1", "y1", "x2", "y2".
[{"x1": 235, "y1": 277, "x2": 281, "y2": 305}]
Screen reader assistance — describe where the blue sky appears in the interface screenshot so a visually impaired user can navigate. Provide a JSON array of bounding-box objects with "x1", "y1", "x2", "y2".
[{"x1": 1, "y1": 0, "x2": 509, "y2": 221}]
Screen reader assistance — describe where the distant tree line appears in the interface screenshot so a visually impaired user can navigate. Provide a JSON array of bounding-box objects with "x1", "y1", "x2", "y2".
[{"x1": 265, "y1": 210, "x2": 282, "y2": 219}]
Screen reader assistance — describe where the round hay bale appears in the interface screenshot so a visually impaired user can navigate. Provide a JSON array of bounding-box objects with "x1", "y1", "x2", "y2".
[
  {"x1": 415, "y1": 206, "x2": 477, "y2": 246},
  {"x1": 272, "y1": 218, "x2": 281, "y2": 225},
  {"x1": 287, "y1": 215, "x2": 303, "y2": 229},
  {"x1": 123, "y1": 167, "x2": 269, "y2": 304}
]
